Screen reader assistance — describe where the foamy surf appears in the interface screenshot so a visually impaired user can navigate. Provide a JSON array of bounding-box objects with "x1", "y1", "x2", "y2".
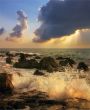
[
  {"x1": 0, "y1": 49, "x2": 90, "y2": 109},
  {"x1": 5, "y1": 67, "x2": 89, "y2": 101}
]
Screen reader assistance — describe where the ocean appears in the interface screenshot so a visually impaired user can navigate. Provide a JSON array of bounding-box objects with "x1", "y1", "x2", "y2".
[
  {"x1": 0, "y1": 48, "x2": 90, "y2": 110},
  {"x1": 0, "y1": 48, "x2": 90, "y2": 59}
]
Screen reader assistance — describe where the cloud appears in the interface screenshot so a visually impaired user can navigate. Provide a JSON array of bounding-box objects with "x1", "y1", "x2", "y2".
[
  {"x1": 7, "y1": 10, "x2": 28, "y2": 40},
  {"x1": 0, "y1": 27, "x2": 5, "y2": 35},
  {"x1": 34, "y1": 0, "x2": 90, "y2": 42},
  {"x1": 42, "y1": 29, "x2": 90, "y2": 48}
]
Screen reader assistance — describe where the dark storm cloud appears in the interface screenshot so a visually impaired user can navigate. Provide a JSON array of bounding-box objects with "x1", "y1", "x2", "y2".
[
  {"x1": 9, "y1": 10, "x2": 28, "y2": 38},
  {"x1": 10, "y1": 24, "x2": 22, "y2": 37},
  {"x1": 0, "y1": 27, "x2": 5, "y2": 35},
  {"x1": 34, "y1": 0, "x2": 90, "y2": 42}
]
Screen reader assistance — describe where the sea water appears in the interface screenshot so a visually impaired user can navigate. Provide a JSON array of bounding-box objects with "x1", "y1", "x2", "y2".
[{"x1": 0, "y1": 48, "x2": 90, "y2": 110}]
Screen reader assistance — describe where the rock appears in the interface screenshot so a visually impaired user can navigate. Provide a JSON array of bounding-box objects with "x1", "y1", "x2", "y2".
[
  {"x1": 8, "y1": 100, "x2": 26, "y2": 109},
  {"x1": 34, "y1": 70, "x2": 45, "y2": 76},
  {"x1": 66, "y1": 98, "x2": 90, "y2": 109},
  {"x1": 28, "y1": 59, "x2": 39, "y2": 69},
  {"x1": 0, "y1": 73, "x2": 14, "y2": 95},
  {"x1": 47, "y1": 65, "x2": 55, "y2": 73},
  {"x1": 18, "y1": 53, "x2": 26, "y2": 62},
  {"x1": 59, "y1": 58, "x2": 76, "y2": 67},
  {"x1": 0, "y1": 99, "x2": 26, "y2": 110},
  {"x1": 59, "y1": 60, "x2": 68, "y2": 66},
  {"x1": 14, "y1": 59, "x2": 39, "y2": 69},
  {"x1": 56, "y1": 56, "x2": 64, "y2": 60},
  {"x1": 58, "y1": 67, "x2": 65, "y2": 72},
  {"x1": 39, "y1": 57, "x2": 59, "y2": 72},
  {"x1": 15, "y1": 52, "x2": 32, "y2": 57},
  {"x1": 6, "y1": 51, "x2": 14, "y2": 57},
  {"x1": 35, "y1": 56, "x2": 41, "y2": 59},
  {"x1": 14, "y1": 53, "x2": 30, "y2": 68},
  {"x1": 13, "y1": 53, "x2": 38, "y2": 69},
  {"x1": 77, "y1": 62, "x2": 89, "y2": 72},
  {"x1": 13, "y1": 61, "x2": 30, "y2": 68},
  {"x1": 6, "y1": 57, "x2": 12, "y2": 64},
  {"x1": 0, "y1": 93, "x2": 90, "y2": 110}
]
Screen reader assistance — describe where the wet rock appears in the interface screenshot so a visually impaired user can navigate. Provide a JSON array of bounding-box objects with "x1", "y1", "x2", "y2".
[
  {"x1": 66, "y1": 98, "x2": 90, "y2": 109},
  {"x1": 13, "y1": 61, "x2": 30, "y2": 68},
  {"x1": 46, "y1": 65, "x2": 55, "y2": 73},
  {"x1": 0, "y1": 73, "x2": 14, "y2": 95},
  {"x1": 77, "y1": 62, "x2": 89, "y2": 72},
  {"x1": 14, "y1": 59, "x2": 39, "y2": 69},
  {"x1": 6, "y1": 51, "x2": 14, "y2": 57},
  {"x1": 28, "y1": 59, "x2": 39, "y2": 69},
  {"x1": 0, "y1": 92, "x2": 90, "y2": 110},
  {"x1": 6, "y1": 56, "x2": 12, "y2": 64},
  {"x1": 35, "y1": 56, "x2": 41, "y2": 59},
  {"x1": 34, "y1": 70, "x2": 45, "y2": 76},
  {"x1": 58, "y1": 67, "x2": 65, "y2": 72},
  {"x1": 14, "y1": 53, "x2": 29, "y2": 68},
  {"x1": 56, "y1": 56, "x2": 64, "y2": 60},
  {"x1": 39, "y1": 57, "x2": 59, "y2": 72},
  {"x1": 59, "y1": 58, "x2": 76, "y2": 67},
  {"x1": 18, "y1": 53, "x2": 26, "y2": 62},
  {"x1": 0, "y1": 99, "x2": 26, "y2": 110},
  {"x1": 8, "y1": 100, "x2": 26, "y2": 109},
  {"x1": 14, "y1": 52, "x2": 39, "y2": 69}
]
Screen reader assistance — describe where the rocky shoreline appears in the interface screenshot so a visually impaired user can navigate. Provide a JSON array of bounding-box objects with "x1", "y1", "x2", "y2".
[
  {"x1": 5, "y1": 51, "x2": 89, "y2": 73},
  {"x1": 0, "y1": 51, "x2": 90, "y2": 110},
  {"x1": 0, "y1": 91, "x2": 90, "y2": 110}
]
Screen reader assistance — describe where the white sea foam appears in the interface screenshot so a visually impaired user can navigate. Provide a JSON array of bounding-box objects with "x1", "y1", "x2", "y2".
[
  {"x1": 0, "y1": 49, "x2": 90, "y2": 101},
  {"x1": 8, "y1": 68, "x2": 90, "y2": 100}
]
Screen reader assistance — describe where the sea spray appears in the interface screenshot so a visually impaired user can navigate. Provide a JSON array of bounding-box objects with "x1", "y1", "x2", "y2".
[
  {"x1": 0, "y1": 63, "x2": 90, "y2": 100},
  {"x1": 10, "y1": 68, "x2": 90, "y2": 100}
]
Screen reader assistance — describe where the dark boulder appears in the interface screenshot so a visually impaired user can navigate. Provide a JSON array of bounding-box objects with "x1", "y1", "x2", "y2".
[
  {"x1": 35, "y1": 56, "x2": 41, "y2": 59},
  {"x1": 46, "y1": 65, "x2": 55, "y2": 73},
  {"x1": 13, "y1": 61, "x2": 30, "y2": 68},
  {"x1": 14, "y1": 59, "x2": 39, "y2": 69},
  {"x1": 28, "y1": 59, "x2": 39, "y2": 69},
  {"x1": 0, "y1": 73, "x2": 14, "y2": 95},
  {"x1": 39, "y1": 57, "x2": 59, "y2": 72},
  {"x1": 56, "y1": 56, "x2": 64, "y2": 60},
  {"x1": 77, "y1": 62, "x2": 89, "y2": 72},
  {"x1": 14, "y1": 53, "x2": 28, "y2": 68},
  {"x1": 34, "y1": 70, "x2": 45, "y2": 76},
  {"x1": 59, "y1": 58, "x2": 76, "y2": 67},
  {"x1": 18, "y1": 53, "x2": 26, "y2": 62},
  {"x1": 58, "y1": 67, "x2": 65, "y2": 72},
  {"x1": 15, "y1": 52, "x2": 21, "y2": 56},
  {"x1": 15, "y1": 52, "x2": 33, "y2": 57},
  {"x1": 6, "y1": 51, "x2": 14, "y2": 57},
  {"x1": 6, "y1": 56, "x2": 12, "y2": 64}
]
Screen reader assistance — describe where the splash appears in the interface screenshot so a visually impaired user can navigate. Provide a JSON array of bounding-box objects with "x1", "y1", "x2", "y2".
[
  {"x1": 0, "y1": 63, "x2": 90, "y2": 100},
  {"x1": 10, "y1": 69, "x2": 90, "y2": 100}
]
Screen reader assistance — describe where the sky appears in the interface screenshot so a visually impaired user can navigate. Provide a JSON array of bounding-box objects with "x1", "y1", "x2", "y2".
[{"x1": 0, "y1": 0, "x2": 90, "y2": 48}]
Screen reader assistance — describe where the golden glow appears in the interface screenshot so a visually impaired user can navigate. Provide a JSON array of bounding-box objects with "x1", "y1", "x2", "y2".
[
  {"x1": 41, "y1": 29, "x2": 90, "y2": 48},
  {"x1": 0, "y1": 29, "x2": 90, "y2": 48}
]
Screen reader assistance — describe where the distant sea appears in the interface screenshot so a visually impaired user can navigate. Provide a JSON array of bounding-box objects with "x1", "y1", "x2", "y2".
[{"x1": 0, "y1": 48, "x2": 90, "y2": 62}]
